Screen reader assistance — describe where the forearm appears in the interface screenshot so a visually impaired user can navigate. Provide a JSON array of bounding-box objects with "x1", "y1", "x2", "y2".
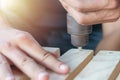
[
  {"x1": 96, "y1": 31, "x2": 120, "y2": 53},
  {"x1": 95, "y1": 19, "x2": 120, "y2": 54}
]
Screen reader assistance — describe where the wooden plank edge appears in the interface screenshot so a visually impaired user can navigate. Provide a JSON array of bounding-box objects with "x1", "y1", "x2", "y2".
[
  {"x1": 109, "y1": 61, "x2": 120, "y2": 80},
  {"x1": 116, "y1": 73, "x2": 120, "y2": 80},
  {"x1": 66, "y1": 51, "x2": 94, "y2": 80}
]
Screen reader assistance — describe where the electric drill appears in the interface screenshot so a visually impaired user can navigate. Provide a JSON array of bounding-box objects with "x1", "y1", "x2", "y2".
[{"x1": 67, "y1": 14, "x2": 92, "y2": 47}]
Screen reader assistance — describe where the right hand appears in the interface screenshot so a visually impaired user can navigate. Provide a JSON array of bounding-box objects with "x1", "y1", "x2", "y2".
[
  {"x1": 59, "y1": 0, "x2": 120, "y2": 25},
  {"x1": 0, "y1": 27, "x2": 70, "y2": 80}
]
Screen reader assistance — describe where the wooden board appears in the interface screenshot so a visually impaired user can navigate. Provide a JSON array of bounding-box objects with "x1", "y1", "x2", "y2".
[
  {"x1": 49, "y1": 49, "x2": 94, "y2": 80},
  {"x1": 116, "y1": 73, "x2": 120, "y2": 80},
  {"x1": 74, "y1": 50, "x2": 120, "y2": 80}
]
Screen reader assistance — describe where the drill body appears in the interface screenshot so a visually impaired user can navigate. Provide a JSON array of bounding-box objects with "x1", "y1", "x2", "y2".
[{"x1": 67, "y1": 14, "x2": 92, "y2": 47}]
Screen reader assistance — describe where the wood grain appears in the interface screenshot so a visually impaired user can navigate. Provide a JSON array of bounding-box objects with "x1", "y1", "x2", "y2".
[{"x1": 74, "y1": 50, "x2": 120, "y2": 80}]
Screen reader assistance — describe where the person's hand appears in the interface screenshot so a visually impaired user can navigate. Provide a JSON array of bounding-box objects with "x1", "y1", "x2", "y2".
[
  {"x1": 0, "y1": 27, "x2": 69, "y2": 80},
  {"x1": 12, "y1": 50, "x2": 61, "y2": 80},
  {"x1": 59, "y1": 0, "x2": 120, "y2": 25}
]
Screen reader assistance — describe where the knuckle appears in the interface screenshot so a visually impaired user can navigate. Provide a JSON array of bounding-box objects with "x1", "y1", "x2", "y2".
[
  {"x1": 111, "y1": 11, "x2": 120, "y2": 20},
  {"x1": 111, "y1": 1, "x2": 119, "y2": 8},
  {"x1": 75, "y1": 3, "x2": 84, "y2": 12},
  {"x1": 77, "y1": 15, "x2": 87, "y2": 24},
  {"x1": 115, "y1": 13, "x2": 120, "y2": 18},
  {"x1": 15, "y1": 32, "x2": 32, "y2": 41},
  {"x1": 40, "y1": 52, "x2": 51, "y2": 63},
  {"x1": 109, "y1": 0, "x2": 119, "y2": 9},
  {"x1": 0, "y1": 41, "x2": 14, "y2": 51},
  {"x1": 113, "y1": 15, "x2": 120, "y2": 20},
  {"x1": 20, "y1": 57, "x2": 34, "y2": 67},
  {"x1": 107, "y1": 14, "x2": 120, "y2": 22}
]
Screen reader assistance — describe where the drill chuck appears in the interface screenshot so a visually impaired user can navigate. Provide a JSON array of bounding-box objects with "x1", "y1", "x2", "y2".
[{"x1": 67, "y1": 14, "x2": 92, "y2": 47}]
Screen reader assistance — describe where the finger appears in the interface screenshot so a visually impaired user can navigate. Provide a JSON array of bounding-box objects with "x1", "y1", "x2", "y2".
[
  {"x1": 80, "y1": 8, "x2": 120, "y2": 24},
  {"x1": 60, "y1": 0, "x2": 119, "y2": 12},
  {"x1": 0, "y1": 42, "x2": 49, "y2": 80},
  {"x1": 7, "y1": 47, "x2": 60, "y2": 66},
  {"x1": 60, "y1": 0, "x2": 108, "y2": 12},
  {"x1": 104, "y1": 0, "x2": 120, "y2": 9},
  {"x1": 43, "y1": 47, "x2": 60, "y2": 58},
  {"x1": 15, "y1": 33, "x2": 70, "y2": 74},
  {"x1": 46, "y1": 51, "x2": 59, "y2": 58},
  {"x1": 60, "y1": 0, "x2": 120, "y2": 24},
  {"x1": 0, "y1": 53, "x2": 15, "y2": 80}
]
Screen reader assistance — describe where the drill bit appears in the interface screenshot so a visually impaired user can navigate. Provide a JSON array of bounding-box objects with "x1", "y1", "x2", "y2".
[{"x1": 78, "y1": 47, "x2": 82, "y2": 51}]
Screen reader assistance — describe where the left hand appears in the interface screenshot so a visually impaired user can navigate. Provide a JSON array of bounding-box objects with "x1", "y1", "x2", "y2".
[{"x1": 59, "y1": 0, "x2": 120, "y2": 25}]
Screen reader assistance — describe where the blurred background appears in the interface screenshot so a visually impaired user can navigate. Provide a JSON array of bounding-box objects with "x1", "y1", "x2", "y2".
[{"x1": 1, "y1": 0, "x2": 103, "y2": 54}]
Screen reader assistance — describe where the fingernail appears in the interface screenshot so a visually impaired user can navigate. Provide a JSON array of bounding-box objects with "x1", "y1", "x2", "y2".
[
  {"x1": 60, "y1": 64, "x2": 69, "y2": 71},
  {"x1": 6, "y1": 75, "x2": 15, "y2": 80},
  {"x1": 38, "y1": 72, "x2": 49, "y2": 80}
]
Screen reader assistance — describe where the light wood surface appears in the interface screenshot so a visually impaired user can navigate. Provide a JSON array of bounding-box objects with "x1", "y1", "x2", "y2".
[
  {"x1": 74, "y1": 50, "x2": 120, "y2": 80},
  {"x1": 49, "y1": 49, "x2": 93, "y2": 80}
]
